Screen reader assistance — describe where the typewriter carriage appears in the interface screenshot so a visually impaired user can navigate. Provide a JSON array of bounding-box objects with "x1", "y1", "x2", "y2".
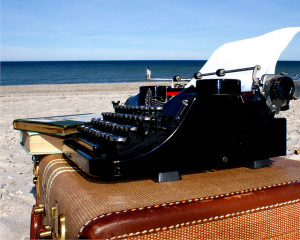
[{"x1": 139, "y1": 66, "x2": 297, "y2": 115}]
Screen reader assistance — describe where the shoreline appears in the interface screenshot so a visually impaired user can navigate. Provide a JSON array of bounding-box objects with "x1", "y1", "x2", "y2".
[
  {"x1": 1, "y1": 82, "x2": 299, "y2": 239},
  {"x1": 0, "y1": 81, "x2": 159, "y2": 93}
]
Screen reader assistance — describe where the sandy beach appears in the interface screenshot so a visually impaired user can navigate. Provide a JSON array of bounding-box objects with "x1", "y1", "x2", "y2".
[{"x1": 1, "y1": 82, "x2": 299, "y2": 239}]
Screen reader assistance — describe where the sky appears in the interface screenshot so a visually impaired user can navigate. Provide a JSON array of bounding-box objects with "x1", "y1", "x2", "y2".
[{"x1": 1, "y1": 0, "x2": 300, "y2": 61}]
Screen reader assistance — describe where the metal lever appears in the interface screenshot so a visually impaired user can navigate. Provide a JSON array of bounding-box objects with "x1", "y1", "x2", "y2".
[{"x1": 194, "y1": 65, "x2": 261, "y2": 80}]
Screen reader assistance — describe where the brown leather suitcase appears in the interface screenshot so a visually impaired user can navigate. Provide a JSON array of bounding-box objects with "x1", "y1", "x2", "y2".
[{"x1": 31, "y1": 154, "x2": 300, "y2": 239}]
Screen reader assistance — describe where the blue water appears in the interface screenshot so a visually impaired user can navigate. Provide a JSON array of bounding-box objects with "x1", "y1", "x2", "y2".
[{"x1": 1, "y1": 60, "x2": 300, "y2": 86}]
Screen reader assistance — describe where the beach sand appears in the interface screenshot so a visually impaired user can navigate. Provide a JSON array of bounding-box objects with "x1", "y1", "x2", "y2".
[{"x1": 1, "y1": 82, "x2": 299, "y2": 239}]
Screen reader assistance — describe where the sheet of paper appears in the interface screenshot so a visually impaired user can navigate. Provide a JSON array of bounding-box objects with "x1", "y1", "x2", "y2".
[{"x1": 186, "y1": 27, "x2": 300, "y2": 92}]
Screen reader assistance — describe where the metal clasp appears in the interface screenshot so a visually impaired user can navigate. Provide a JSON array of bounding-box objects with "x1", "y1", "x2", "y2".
[{"x1": 51, "y1": 202, "x2": 66, "y2": 240}]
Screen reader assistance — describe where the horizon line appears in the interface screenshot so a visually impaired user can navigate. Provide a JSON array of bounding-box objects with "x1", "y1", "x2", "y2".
[{"x1": 2, "y1": 59, "x2": 300, "y2": 62}]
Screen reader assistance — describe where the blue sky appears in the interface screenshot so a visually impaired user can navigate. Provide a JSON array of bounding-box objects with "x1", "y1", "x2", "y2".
[{"x1": 1, "y1": 0, "x2": 300, "y2": 61}]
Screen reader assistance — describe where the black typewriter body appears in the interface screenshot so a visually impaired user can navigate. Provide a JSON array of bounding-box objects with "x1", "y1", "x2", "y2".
[{"x1": 64, "y1": 78, "x2": 287, "y2": 180}]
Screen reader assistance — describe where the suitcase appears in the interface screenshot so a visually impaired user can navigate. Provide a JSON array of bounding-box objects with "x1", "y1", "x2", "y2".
[{"x1": 31, "y1": 154, "x2": 300, "y2": 239}]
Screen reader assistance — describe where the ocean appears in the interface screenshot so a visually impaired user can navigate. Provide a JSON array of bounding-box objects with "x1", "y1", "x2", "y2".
[{"x1": 1, "y1": 60, "x2": 300, "y2": 86}]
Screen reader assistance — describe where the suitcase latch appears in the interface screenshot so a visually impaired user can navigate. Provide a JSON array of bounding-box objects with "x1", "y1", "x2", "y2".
[{"x1": 51, "y1": 202, "x2": 66, "y2": 240}]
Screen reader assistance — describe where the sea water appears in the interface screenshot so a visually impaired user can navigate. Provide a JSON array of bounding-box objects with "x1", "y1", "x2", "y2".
[{"x1": 1, "y1": 60, "x2": 300, "y2": 86}]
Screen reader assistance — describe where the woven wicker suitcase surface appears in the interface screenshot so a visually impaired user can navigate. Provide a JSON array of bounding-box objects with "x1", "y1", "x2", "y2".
[{"x1": 36, "y1": 154, "x2": 300, "y2": 239}]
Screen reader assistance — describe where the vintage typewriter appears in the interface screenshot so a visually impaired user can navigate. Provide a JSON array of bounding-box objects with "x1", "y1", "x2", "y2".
[{"x1": 64, "y1": 66, "x2": 299, "y2": 181}]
